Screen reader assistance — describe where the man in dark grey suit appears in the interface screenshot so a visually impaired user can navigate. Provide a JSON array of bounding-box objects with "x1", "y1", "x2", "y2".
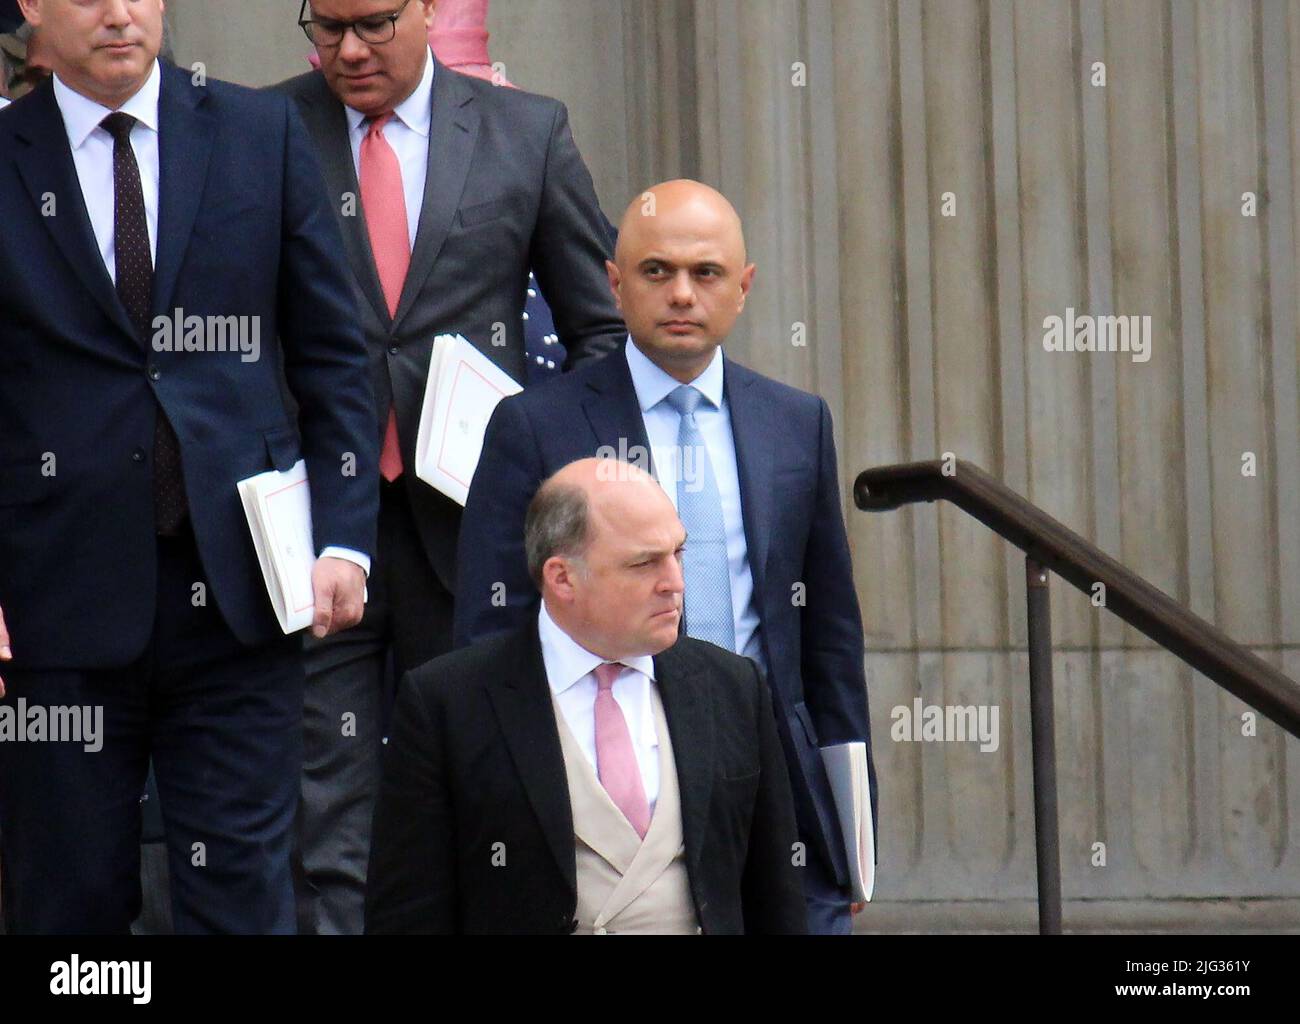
[{"x1": 277, "y1": 0, "x2": 624, "y2": 934}]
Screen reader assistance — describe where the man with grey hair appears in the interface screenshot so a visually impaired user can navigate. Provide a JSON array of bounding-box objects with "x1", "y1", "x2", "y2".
[{"x1": 366, "y1": 457, "x2": 806, "y2": 934}]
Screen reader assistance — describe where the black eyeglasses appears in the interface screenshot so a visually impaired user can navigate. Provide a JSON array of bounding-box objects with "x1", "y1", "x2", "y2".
[{"x1": 298, "y1": 0, "x2": 414, "y2": 47}]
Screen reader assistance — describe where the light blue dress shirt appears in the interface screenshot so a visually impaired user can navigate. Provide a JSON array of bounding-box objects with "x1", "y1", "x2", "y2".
[{"x1": 623, "y1": 339, "x2": 765, "y2": 667}]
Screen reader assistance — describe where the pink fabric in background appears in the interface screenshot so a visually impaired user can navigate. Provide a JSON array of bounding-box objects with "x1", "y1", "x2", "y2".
[{"x1": 307, "y1": 0, "x2": 517, "y2": 88}]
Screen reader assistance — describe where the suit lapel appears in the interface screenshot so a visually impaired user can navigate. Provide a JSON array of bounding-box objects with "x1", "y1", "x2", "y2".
[
  {"x1": 580, "y1": 344, "x2": 656, "y2": 473},
  {"x1": 392, "y1": 56, "x2": 480, "y2": 331},
  {"x1": 723, "y1": 357, "x2": 774, "y2": 597},
  {"x1": 294, "y1": 73, "x2": 390, "y2": 327},
  {"x1": 10, "y1": 80, "x2": 139, "y2": 348},
  {"x1": 485, "y1": 620, "x2": 577, "y2": 897},
  {"x1": 152, "y1": 65, "x2": 213, "y2": 322},
  {"x1": 654, "y1": 641, "x2": 714, "y2": 880}
]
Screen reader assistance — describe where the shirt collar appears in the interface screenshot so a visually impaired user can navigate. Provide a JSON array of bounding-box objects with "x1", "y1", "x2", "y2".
[
  {"x1": 53, "y1": 59, "x2": 162, "y2": 150},
  {"x1": 345, "y1": 46, "x2": 434, "y2": 137},
  {"x1": 537, "y1": 600, "x2": 656, "y2": 697},
  {"x1": 624, "y1": 335, "x2": 726, "y2": 415}
]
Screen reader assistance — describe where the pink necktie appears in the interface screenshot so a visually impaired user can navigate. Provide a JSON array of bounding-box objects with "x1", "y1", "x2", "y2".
[
  {"x1": 360, "y1": 112, "x2": 409, "y2": 482},
  {"x1": 593, "y1": 663, "x2": 651, "y2": 839}
]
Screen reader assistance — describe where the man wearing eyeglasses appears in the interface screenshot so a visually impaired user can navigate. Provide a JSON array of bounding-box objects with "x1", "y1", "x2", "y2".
[{"x1": 277, "y1": 0, "x2": 625, "y2": 935}]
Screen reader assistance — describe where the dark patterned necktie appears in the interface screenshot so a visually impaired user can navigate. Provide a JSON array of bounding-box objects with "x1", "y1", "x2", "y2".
[{"x1": 102, "y1": 112, "x2": 188, "y2": 536}]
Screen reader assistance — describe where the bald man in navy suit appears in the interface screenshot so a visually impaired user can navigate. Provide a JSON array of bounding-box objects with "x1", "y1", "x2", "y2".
[{"x1": 455, "y1": 181, "x2": 878, "y2": 934}]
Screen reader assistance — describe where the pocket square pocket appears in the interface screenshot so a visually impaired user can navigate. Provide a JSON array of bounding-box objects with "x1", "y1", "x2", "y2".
[
  {"x1": 457, "y1": 195, "x2": 521, "y2": 229},
  {"x1": 201, "y1": 189, "x2": 263, "y2": 220},
  {"x1": 193, "y1": 191, "x2": 264, "y2": 241}
]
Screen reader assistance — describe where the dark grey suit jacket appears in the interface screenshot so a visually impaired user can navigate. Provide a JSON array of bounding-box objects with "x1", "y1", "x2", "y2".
[
  {"x1": 277, "y1": 57, "x2": 624, "y2": 593},
  {"x1": 365, "y1": 618, "x2": 809, "y2": 934}
]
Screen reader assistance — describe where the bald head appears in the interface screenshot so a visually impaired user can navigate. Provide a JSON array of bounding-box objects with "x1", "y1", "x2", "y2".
[
  {"x1": 527, "y1": 458, "x2": 685, "y2": 660},
  {"x1": 606, "y1": 180, "x2": 756, "y2": 385},
  {"x1": 614, "y1": 180, "x2": 748, "y2": 270},
  {"x1": 554, "y1": 455, "x2": 673, "y2": 517}
]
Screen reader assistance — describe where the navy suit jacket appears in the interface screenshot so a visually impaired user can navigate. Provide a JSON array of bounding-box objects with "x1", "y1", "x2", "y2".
[
  {"x1": 0, "y1": 65, "x2": 379, "y2": 668},
  {"x1": 453, "y1": 342, "x2": 876, "y2": 885}
]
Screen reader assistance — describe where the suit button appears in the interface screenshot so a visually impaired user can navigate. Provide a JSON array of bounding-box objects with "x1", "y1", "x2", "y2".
[
  {"x1": 131, "y1": 448, "x2": 146, "y2": 463},
  {"x1": 388, "y1": 345, "x2": 399, "y2": 355},
  {"x1": 147, "y1": 366, "x2": 161, "y2": 381}
]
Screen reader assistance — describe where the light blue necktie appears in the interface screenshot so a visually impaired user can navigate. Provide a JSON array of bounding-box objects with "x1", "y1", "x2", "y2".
[{"x1": 665, "y1": 385, "x2": 736, "y2": 652}]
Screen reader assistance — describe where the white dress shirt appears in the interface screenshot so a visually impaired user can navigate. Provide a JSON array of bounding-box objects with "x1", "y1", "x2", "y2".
[
  {"x1": 624, "y1": 338, "x2": 765, "y2": 666},
  {"x1": 0, "y1": 96, "x2": 10, "y2": 110},
  {"x1": 344, "y1": 47, "x2": 433, "y2": 249},
  {"x1": 538, "y1": 601, "x2": 661, "y2": 812},
  {"x1": 54, "y1": 62, "x2": 162, "y2": 280},
  {"x1": 50, "y1": 62, "x2": 370, "y2": 575}
]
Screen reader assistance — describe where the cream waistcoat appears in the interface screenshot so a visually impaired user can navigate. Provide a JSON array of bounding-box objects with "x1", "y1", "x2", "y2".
[{"x1": 552, "y1": 684, "x2": 700, "y2": 935}]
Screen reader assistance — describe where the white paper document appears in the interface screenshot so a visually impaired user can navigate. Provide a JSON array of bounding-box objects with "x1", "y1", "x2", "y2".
[
  {"x1": 820, "y1": 741, "x2": 876, "y2": 902},
  {"x1": 414, "y1": 333, "x2": 523, "y2": 506},
  {"x1": 238, "y1": 459, "x2": 317, "y2": 634}
]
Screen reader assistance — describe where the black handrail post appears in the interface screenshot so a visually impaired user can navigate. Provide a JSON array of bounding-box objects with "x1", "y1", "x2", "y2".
[{"x1": 1026, "y1": 556, "x2": 1063, "y2": 935}]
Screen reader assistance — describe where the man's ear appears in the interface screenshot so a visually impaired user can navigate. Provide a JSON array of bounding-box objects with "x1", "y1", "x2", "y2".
[
  {"x1": 422, "y1": 0, "x2": 438, "y2": 31},
  {"x1": 543, "y1": 556, "x2": 577, "y2": 603},
  {"x1": 16, "y1": 0, "x2": 40, "y2": 29},
  {"x1": 736, "y1": 263, "x2": 757, "y2": 313},
  {"x1": 605, "y1": 260, "x2": 623, "y2": 312}
]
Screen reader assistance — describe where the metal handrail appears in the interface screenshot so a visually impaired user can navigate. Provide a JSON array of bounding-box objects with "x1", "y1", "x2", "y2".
[{"x1": 853, "y1": 458, "x2": 1300, "y2": 933}]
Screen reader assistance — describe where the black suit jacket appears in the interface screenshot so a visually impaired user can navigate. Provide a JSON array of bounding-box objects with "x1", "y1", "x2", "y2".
[
  {"x1": 277, "y1": 57, "x2": 624, "y2": 594},
  {"x1": 365, "y1": 619, "x2": 808, "y2": 934},
  {"x1": 0, "y1": 66, "x2": 378, "y2": 666},
  {"x1": 451, "y1": 344, "x2": 877, "y2": 885}
]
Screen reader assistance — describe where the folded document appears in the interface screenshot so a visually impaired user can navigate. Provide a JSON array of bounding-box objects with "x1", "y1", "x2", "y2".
[
  {"x1": 820, "y1": 741, "x2": 876, "y2": 902},
  {"x1": 238, "y1": 459, "x2": 316, "y2": 634},
  {"x1": 414, "y1": 333, "x2": 523, "y2": 506}
]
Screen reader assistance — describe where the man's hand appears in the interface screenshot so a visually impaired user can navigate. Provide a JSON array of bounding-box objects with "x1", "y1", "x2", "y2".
[
  {"x1": 310, "y1": 557, "x2": 367, "y2": 639},
  {"x1": 851, "y1": 901, "x2": 866, "y2": 915},
  {"x1": 0, "y1": 604, "x2": 11, "y2": 699}
]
